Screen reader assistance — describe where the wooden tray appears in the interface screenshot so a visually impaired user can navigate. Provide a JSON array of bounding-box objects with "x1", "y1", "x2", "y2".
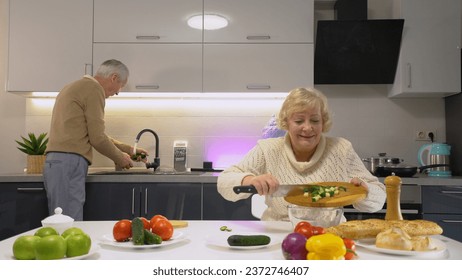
[{"x1": 284, "y1": 182, "x2": 367, "y2": 207}]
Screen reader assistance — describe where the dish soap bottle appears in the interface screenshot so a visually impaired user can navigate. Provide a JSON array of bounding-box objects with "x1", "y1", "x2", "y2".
[{"x1": 384, "y1": 173, "x2": 403, "y2": 220}]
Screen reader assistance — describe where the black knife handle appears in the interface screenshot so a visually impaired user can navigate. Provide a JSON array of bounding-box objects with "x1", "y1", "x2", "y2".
[{"x1": 233, "y1": 185, "x2": 258, "y2": 194}]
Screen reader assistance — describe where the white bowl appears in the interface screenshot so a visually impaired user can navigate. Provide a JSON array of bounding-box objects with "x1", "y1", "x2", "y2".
[{"x1": 41, "y1": 207, "x2": 74, "y2": 234}]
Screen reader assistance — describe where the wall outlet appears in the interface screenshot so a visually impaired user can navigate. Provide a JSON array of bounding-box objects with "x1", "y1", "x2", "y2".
[{"x1": 415, "y1": 130, "x2": 436, "y2": 141}]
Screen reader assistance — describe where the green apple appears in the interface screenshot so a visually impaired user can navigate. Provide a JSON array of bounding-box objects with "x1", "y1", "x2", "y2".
[
  {"x1": 65, "y1": 233, "x2": 92, "y2": 257},
  {"x1": 12, "y1": 235, "x2": 41, "y2": 260},
  {"x1": 34, "y1": 227, "x2": 59, "y2": 238},
  {"x1": 61, "y1": 227, "x2": 85, "y2": 239},
  {"x1": 34, "y1": 235, "x2": 67, "y2": 260}
]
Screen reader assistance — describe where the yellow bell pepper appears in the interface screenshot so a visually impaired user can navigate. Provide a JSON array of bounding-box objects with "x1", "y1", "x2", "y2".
[{"x1": 305, "y1": 233, "x2": 346, "y2": 260}]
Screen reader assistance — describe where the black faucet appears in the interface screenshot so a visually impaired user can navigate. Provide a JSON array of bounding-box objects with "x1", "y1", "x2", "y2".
[{"x1": 135, "y1": 128, "x2": 160, "y2": 171}]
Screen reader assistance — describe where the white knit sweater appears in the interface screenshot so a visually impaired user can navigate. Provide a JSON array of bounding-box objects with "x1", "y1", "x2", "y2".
[{"x1": 217, "y1": 134, "x2": 386, "y2": 221}]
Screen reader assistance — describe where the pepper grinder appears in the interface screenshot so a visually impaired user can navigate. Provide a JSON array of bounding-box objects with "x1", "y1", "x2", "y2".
[{"x1": 384, "y1": 173, "x2": 403, "y2": 220}]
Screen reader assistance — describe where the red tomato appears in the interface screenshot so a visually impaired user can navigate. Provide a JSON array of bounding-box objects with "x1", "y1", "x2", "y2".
[
  {"x1": 112, "y1": 219, "x2": 132, "y2": 242},
  {"x1": 151, "y1": 219, "x2": 174, "y2": 241},
  {"x1": 294, "y1": 222, "x2": 315, "y2": 239},
  {"x1": 312, "y1": 226, "x2": 326, "y2": 235},
  {"x1": 344, "y1": 251, "x2": 356, "y2": 260},
  {"x1": 149, "y1": 214, "x2": 168, "y2": 229},
  {"x1": 343, "y1": 238, "x2": 356, "y2": 250},
  {"x1": 139, "y1": 217, "x2": 150, "y2": 230}
]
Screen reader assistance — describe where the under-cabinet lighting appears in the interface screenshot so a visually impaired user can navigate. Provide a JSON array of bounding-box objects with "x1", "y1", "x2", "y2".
[
  {"x1": 27, "y1": 91, "x2": 288, "y2": 100},
  {"x1": 187, "y1": 14, "x2": 228, "y2": 30}
]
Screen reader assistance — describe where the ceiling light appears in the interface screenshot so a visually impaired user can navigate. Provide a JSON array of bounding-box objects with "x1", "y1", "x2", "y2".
[{"x1": 187, "y1": 14, "x2": 228, "y2": 30}]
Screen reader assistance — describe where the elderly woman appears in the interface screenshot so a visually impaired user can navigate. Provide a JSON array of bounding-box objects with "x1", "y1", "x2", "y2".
[{"x1": 217, "y1": 87, "x2": 386, "y2": 221}]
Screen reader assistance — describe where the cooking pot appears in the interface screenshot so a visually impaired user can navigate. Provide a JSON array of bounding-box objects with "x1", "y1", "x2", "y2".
[{"x1": 362, "y1": 153, "x2": 402, "y2": 175}]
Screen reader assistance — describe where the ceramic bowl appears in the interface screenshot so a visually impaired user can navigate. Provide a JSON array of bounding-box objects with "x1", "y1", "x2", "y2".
[{"x1": 41, "y1": 207, "x2": 74, "y2": 234}]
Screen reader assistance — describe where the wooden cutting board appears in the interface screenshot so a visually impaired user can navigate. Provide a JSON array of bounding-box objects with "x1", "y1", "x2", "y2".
[{"x1": 284, "y1": 182, "x2": 367, "y2": 207}]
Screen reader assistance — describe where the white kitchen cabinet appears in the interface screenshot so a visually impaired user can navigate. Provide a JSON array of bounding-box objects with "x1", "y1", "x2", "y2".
[
  {"x1": 93, "y1": 44, "x2": 202, "y2": 92},
  {"x1": 203, "y1": 44, "x2": 313, "y2": 92},
  {"x1": 94, "y1": 0, "x2": 202, "y2": 43},
  {"x1": 203, "y1": 0, "x2": 313, "y2": 43},
  {"x1": 7, "y1": 0, "x2": 93, "y2": 92},
  {"x1": 388, "y1": 0, "x2": 461, "y2": 98}
]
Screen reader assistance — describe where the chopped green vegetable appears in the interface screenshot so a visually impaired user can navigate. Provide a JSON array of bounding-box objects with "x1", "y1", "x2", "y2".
[
  {"x1": 220, "y1": 226, "x2": 232, "y2": 232},
  {"x1": 303, "y1": 185, "x2": 347, "y2": 202}
]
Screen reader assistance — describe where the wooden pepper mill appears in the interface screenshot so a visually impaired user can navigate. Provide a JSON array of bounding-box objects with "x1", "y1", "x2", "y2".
[{"x1": 384, "y1": 173, "x2": 403, "y2": 220}]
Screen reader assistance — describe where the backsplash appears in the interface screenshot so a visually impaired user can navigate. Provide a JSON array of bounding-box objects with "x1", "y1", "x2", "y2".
[{"x1": 24, "y1": 85, "x2": 445, "y2": 171}]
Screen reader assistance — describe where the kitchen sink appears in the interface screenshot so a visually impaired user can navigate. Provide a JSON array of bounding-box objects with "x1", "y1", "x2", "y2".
[{"x1": 89, "y1": 170, "x2": 205, "y2": 175}]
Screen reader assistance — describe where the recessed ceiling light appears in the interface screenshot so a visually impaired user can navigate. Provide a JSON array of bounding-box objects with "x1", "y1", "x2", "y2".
[{"x1": 187, "y1": 14, "x2": 228, "y2": 30}]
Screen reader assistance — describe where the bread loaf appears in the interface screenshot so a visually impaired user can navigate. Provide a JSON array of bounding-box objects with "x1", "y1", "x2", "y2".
[
  {"x1": 376, "y1": 227, "x2": 413, "y2": 251},
  {"x1": 325, "y1": 219, "x2": 443, "y2": 240}
]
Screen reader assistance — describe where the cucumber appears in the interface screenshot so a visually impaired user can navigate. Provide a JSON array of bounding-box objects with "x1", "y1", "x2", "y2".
[
  {"x1": 144, "y1": 229, "x2": 162, "y2": 245},
  {"x1": 227, "y1": 235, "x2": 271, "y2": 247},
  {"x1": 131, "y1": 217, "x2": 145, "y2": 245}
]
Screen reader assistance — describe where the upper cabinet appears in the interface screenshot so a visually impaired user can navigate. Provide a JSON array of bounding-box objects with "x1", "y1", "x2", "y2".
[
  {"x1": 7, "y1": 0, "x2": 93, "y2": 92},
  {"x1": 203, "y1": 0, "x2": 313, "y2": 43},
  {"x1": 93, "y1": 0, "x2": 202, "y2": 43},
  {"x1": 388, "y1": 0, "x2": 461, "y2": 98}
]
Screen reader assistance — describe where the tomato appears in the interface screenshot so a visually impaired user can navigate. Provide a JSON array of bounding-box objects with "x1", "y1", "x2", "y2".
[
  {"x1": 294, "y1": 221, "x2": 312, "y2": 232},
  {"x1": 294, "y1": 222, "x2": 315, "y2": 239},
  {"x1": 151, "y1": 219, "x2": 174, "y2": 241},
  {"x1": 113, "y1": 219, "x2": 132, "y2": 242},
  {"x1": 344, "y1": 251, "x2": 356, "y2": 260},
  {"x1": 312, "y1": 226, "x2": 326, "y2": 235},
  {"x1": 343, "y1": 238, "x2": 357, "y2": 260},
  {"x1": 343, "y1": 238, "x2": 356, "y2": 251},
  {"x1": 139, "y1": 217, "x2": 150, "y2": 230},
  {"x1": 149, "y1": 214, "x2": 168, "y2": 229}
]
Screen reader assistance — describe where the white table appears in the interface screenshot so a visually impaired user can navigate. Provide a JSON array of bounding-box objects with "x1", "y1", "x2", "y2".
[{"x1": 1, "y1": 220, "x2": 461, "y2": 260}]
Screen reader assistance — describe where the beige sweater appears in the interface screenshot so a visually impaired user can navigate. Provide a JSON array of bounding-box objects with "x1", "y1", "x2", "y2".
[
  {"x1": 217, "y1": 134, "x2": 386, "y2": 221},
  {"x1": 46, "y1": 75, "x2": 131, "y2": 165}
]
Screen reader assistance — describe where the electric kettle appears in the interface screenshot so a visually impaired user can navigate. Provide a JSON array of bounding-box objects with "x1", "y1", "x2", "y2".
[{"x1": 418, "y1": 143, "x2": 452, "y2": 177}]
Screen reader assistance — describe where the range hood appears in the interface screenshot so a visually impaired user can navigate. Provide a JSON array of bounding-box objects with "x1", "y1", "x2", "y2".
[{"x1": 314, "y1": 0, "x2": 404, "y2": 85}]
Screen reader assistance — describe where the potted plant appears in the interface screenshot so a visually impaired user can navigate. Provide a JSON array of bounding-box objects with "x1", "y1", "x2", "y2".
[{"x1": 15, "y1": 132, "x2": 49, "y2": 174}]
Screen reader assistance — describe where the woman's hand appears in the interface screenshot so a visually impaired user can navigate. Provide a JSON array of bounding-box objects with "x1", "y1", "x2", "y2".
[
  {"x1": 242, "y1": 173, "x2": 279, "y2": 196},
  {"x1": 131, "y1": 147, "x2": 149, "y2": 162},
  {"x1": 350, "y1": 177, "x2": 368, "y2": 189}
]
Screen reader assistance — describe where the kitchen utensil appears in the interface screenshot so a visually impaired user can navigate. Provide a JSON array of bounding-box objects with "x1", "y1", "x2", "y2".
[
  {"x1": 234, "y1": 182, "x2": 367, "y2": 207},
  {"x1": 287, "y1": 205, "x2": 343, "y2": 228},
  {"x1": 374, "y1": 165, "x2": 418, "y2": 177},
  {"x1": 362, "y1": 153, "x2": 402, "y2": 175},
  {"x1": 418, "y1": 143, "x2": 452, "y2": 177}
]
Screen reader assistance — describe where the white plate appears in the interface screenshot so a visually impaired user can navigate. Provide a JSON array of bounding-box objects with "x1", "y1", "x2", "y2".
[
  {"x1": 205, "y1": 232, "x2": 278, "y2": 250},
  {"x1": 99, "y1": 231, "x2": 186, "y2": 249},
  {"x1": 356, "y1": 238, "x2": 447, "y2": 256},
  {"x1": 8, "y1": 246, "x2": 99, "y2": 260}
]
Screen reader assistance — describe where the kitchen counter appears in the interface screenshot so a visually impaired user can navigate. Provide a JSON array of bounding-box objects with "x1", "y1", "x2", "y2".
[
  {"x1": 1, "y1": 220, "x2": 461, "y2": 260},
  {"x1": 1, "y1": 170, "x2": 462, "y2": 185}
]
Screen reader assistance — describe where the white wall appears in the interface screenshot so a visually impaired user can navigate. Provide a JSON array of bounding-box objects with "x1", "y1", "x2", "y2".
[{"x1": 0, "y1": 0, "x2": 449, "y2": 174}]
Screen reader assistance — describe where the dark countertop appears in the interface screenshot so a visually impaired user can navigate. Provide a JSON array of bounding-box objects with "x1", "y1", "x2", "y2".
[{"x1": 1, "y1": 168, "x2": 462, "y2": 186}]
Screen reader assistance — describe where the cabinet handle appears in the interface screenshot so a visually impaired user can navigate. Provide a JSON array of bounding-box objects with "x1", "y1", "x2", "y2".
[
  {"x1": 136, "y1": 35, "x2": 160, "y2": 40},
  {"x1": 440, "y1": 191, "x2": 462, "y2": 195},
  {"x1": 144, "y1": 188, "x2": 148, "y2": 216},
  {"x1": 406, "y1": 63, "x2": 412, "y2": 88},
  {"x1": 246, "y1": 35, "x2": 271, "y2": 40},
  {"x1": 441, "y1": 220, "x2": 462, "y2": 223},
  {"x1": 135, "y1": 85, "x2": 160, "y2": 90},
  {"x1": 131, "y1": 188, "x2": 135, "y2": 215},
  {"x1": 84, "y1": 63, "x2": 92, "y2": 75},
  {"x1": 17, "y1": 187, "x2": 45, "y2": 192},
  {"x1": 246, "y1": 84, "x2": 271, "y2": 90}
]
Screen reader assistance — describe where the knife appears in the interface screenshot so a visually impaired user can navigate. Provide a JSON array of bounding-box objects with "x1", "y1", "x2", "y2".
[{"x1": 233, "y1": 184, "x2": 313, "y2": 197}]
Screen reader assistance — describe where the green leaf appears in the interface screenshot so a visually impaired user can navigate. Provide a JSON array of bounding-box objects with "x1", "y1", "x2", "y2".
[{"x1": 15, "y1": 132, "x2": 48, "y2": 155}]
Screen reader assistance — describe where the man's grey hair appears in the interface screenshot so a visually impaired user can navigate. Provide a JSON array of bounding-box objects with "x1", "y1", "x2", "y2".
[{"x1": 95, "y1": 59, "x2": 129, "y2": 81}]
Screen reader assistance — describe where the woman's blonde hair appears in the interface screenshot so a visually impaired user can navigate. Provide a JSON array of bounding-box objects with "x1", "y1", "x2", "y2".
[{"x1": 277, "y1": 87, "x2": 332, "y2": 132}]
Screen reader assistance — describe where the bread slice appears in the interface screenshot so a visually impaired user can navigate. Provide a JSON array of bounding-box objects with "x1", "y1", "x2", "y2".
[{"x1": 325, "y1": 219, "x2": 443, "y2": 239}]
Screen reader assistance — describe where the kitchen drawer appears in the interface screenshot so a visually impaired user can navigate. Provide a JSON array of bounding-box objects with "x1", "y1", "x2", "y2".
[
  {"x1": 423, "y1": 214, "x2": 462, "y2": 242},
  {"x1": 422, "y1": 186, "x2": 462, "y2": 214}
]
